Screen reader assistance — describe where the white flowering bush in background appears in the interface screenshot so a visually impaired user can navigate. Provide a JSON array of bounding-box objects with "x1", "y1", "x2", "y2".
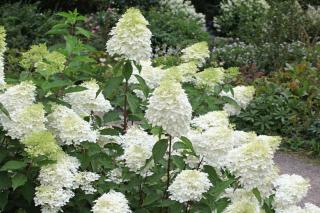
[{"x1": 0, "y1": 6, "x2": 320, "y2": 213}]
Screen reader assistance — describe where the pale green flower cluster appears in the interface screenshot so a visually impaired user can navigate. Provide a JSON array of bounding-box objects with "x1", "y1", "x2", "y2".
[
  {"x1": 159, "y1": 0, "x2": 206, "y2": 27},
  {"x1": 194, "y1": 67, "x2": 225, "y2": 89},
  {"x1": 181, "y1": 41, "x2": 210, "y2": 67},
  {"x1": 22, "y1": 131, "x2": 63, "y2": 161},
  {"x1": 0, "y1": 26, "x2": 6, "y2": 86},
  {"x1": 20, "y1": 44, "x2": 66, "y2": 78},
  {"x1": 106, "y1": 8, "x2": 152, "y2": 63},
  {"x1": 169, "y1": 61, "x2": 198, "y2": 83}
]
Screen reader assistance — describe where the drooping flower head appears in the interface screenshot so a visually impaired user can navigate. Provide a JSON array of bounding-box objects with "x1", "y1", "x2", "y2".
[
  {"x1": 47, "y1": 105, "x2": 98, "y2": 145},
  {"x1": 21, "y1": 131, "x2": 63, "y2": 161},
  {"x1": 195, "y1": 67, "x2": 225, "y2": 89},
  {"x1": 106, "y1": 8, "x2": 152, "y2": 63},
  {"x1": 181, "y1": 41, "x2": 210, "y2": 67},
  {"x1": 168, "y1": 170, "x2": 212, "y2": 203},
  {"x1": 92, "y1": 190, "x2": 132, "y2": 213},
  {"x1": 273, "y1": 174, "x2": 310, "y2": 210},
  {"x1": 64, "y1": 80, "x2": 113, "y2": 117},
  {"x1": 145, "y1": 79, "x2": 192, "y2": 137}
]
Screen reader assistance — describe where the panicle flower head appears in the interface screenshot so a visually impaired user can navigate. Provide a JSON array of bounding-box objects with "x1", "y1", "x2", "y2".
[
  {"x1": 220, "y1": 85, "x2": 255, "y2": 115},
  {"x1": 74, "y1": 171, "x2": 100, "y2": 194},
  {"x1": 188, "y1": 126, "x2": 234, "y2": 168},
  {"x1": 273, "y1": 174, "x2": 310, "y2": 210},
  {"x1": 92, "y1": 190, "x2": 132, "y2": 213},
  {"x1": 227, "y1": 140, "x2": 279, "y2": 197},
  {"x1": 195, "y1": 67, "x2": 225, "y2": 89},
  {"x1": 20, "y1": 44, "x2": 49, "y2": 69},
  {"x1": 191, "y1": 110, "x2": 230, "y2": 131},
  {"x1": 1, "y1": 103, "x2": 47, "y2": 139},
  {"x1": 21, "y1": 130, "x2": 63, "y2": 161},
  {"x1": 64, "y1": 80, "x2": 113, "y2": 117},
  {"x1": 0, "y1": 81, "x2": 36, "y2": 114},
  {"x1": 181, "y1": 42, "x2": 210, "y2": 67},
  {"x1": 119, "y1": 126, "x2": 156, "y2": 175},
  {"x1": 169, "y1": 62, "x2": 198, "y2": 83},
  {"x1": 106, "y1": 8, "x2": 152, "y2": 63},
  {"x1": 47, "y1": 105, "x2": 98, "y2": 145},
  {"x1": 305, "y1": 203, "x2": 320, "y2": 213},
  {"x1": 145, "y1": 79, "x2": 192, "y2": 137},
  {"x1": 168, "y1": 170, "x2": 212, "y2": 203},
  {"x1": 232, "y1": 130, "x2": 257, "y2": 147},
  {"x1": 35, "y1": 154, "x2": 81, "y2": 212}
]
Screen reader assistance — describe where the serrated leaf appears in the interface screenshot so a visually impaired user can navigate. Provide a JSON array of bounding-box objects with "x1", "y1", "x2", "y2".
[
  {"x1": 0, "y1": 161, "x2": 27, "y2": 171},
  {"x1": 76, "y1": 27, "x2": 93, "y2": 38},
  {"x1": 135, "y1": 75, "x2": 150, "y2": 97},
  {"x1": 103, "y1": 111, "x2": 121, "y2": 123},
  {"x1": 127, "y1": 93, "x2": 140, "y2": 114},
  {"x1": 209, "y1": 178, "x2": 235, "y2": 198},
  {"x1": 152, "y1": 139, "x2": 168, "y2": 163},
  {"x1": 180, "y1": 136, "x2": 196, "y2": 155},
  {"x1": 122, "y1": 61, "x2": 133, "y2": 81},
  {"x1": 12, "y1": 173, "x2": 27, "y2": 190}
]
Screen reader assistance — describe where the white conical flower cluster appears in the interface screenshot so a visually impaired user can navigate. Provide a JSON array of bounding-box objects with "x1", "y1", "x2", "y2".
[
  {"x1": 226, "y1": 139, "x2": 280, "y2": 197},
  {"x1": 1, "y1": 103, "x2": 47, "y2": 139},
  {"x1": 0, "y1": 26, "x2": 6, "y2": 86},
  {"x1": 181, "y1": 42, "x2": 210, "y2": 67},
  {"x1": 92, "y1": 190, "x2": 132, "y2": 213},
  {"x1": 34, "y1": 154, "x2": 80, "y2": 213},
  {"x1": 74, "y1": 171, "x2": 100, "y2": 194},
  {"x1": 0, "y1": 81, "x2": 45, "y2": 139},
  {"x1": 168, "y1": 62, "x2": 198, "y2": 83},
  {"x1": 145, "y1": 79, "x2": 192, "y2": 137},
  {"x1": 220, "y1": 85, "x2": 255, "y2": 116},
  {"x1": 47, "y1": 105, "x2": 98, "y2": 145},
  {"x1": 188, "y1": 126, "x2": 234, "y2": 168},
  {"x1": 119, "y1": 126, "x2": 156, "y2": 175},
  {"x1": 194, "y1": 67, "x2": 225, "y2": 90},
  {"x1": 64, "y1": 80, "x2": 113, "y2": 117},
  {"x1": 168, "y1": 170, "x2": 212, "y2": 203},
  {"x1": 273, "y1": 174, "x2": 311, "y2": 210},
  {"x1": 106, "y1": 8, "x2": 152, "y2": 63}
]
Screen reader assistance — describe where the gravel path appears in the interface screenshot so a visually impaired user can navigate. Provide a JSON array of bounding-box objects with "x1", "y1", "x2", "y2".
[{"x1": 274, "y1": 152, "x2": 320, "y2": 205}]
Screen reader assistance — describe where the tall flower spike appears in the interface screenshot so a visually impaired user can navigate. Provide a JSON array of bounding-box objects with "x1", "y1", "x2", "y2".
[
  {"x1": 106, "y1": 8, "x2": 152, "y2": 63},
  {"x1": 92, "y1": 190, "x2": 132, "y2": 213},
  {"x1": 0, "y1": 26, "x2": 6, "y2": 86},
  {"x1": 181, "y1": 41, "x2": 210, "y2": 67},
  {"x1": 145, "y1": 79, "x2": 192, "y2": 137},
  {"x1": 64, "y1": 80, "x2": 113, "y2": 117}
]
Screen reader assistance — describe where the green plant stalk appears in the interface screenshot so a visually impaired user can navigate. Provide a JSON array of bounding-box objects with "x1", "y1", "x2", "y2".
[
  {"x1": 166, "y1": 135, "x2": 172, "y2": 197},
  {"x1": 123, "y1": 80, "x2": 129, "y2": 132}
]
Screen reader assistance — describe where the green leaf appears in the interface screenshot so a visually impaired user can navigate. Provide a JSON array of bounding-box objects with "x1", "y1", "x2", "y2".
[
  {"x1": 135, "y1": 75, "x2": 150, "y2": 97},
  {"x1": 252, "y1": 188, "x2": 262, "y2": 203},
  {"x1": 152, "y1": 139, "x2": 168, "y2": 163},
  {"x1": 0, "y1": 102, "x2": 10, "y2": 119},
  {"x1": 180, "y1": 136, "x2": 196, "y2": 155},
  {"x1": 103, "y1": 76, "x2": 123, "y2": 98},
  {"x1": 103, "y1": 111, "x2": 121, "y2": 123},
  {"x1": 12, "y1": 173, "x2": 27, "y2": 190},
  {"x1": 215, "y1": 198, "x2": 230, "y2": 213},
  {"x1": 0, "y1": 191, "x2": 8, "y2": 211},
  {"x1": 122, "y1": 61, "x2": 133, "y2": 81},
  {"x1": 142, "y1": 193, "x2": 162, "y2": 206},
  {"x1": 76, "y1": 27, "x2": 93, "y2": 38},
  {"x1": 0, "y1": 150, "x2": 8, "y2": 163},
  {"x1": 21, "y1": 181, "x2": 35, "y2": 204},
  {"x1": 209, "y1": 178, "x2": 235, "y2": 198},
  {"x1": 127, "y1": 93, "x2": 140, "y2": 114},
  {"x1": 172, "y1": 155, "x2": 185, "y2": 170},
  {"x1": 0, "y1": 161, "x2": 27, "y2": 171},
  {"x1": 0, "y1": 173, "x2": 11, "y2": 190},
  {"x1": 100, "y1": 128, "x2": 120, "y2": 136},
  {"x1": 203, "y1": 165, "x2": 221, "y2": 183},
  {"x1": 64, "y1": 86, "x2": 87, "y2": 94}
]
